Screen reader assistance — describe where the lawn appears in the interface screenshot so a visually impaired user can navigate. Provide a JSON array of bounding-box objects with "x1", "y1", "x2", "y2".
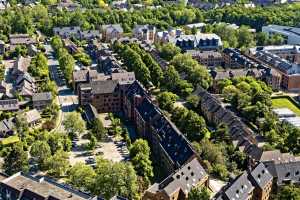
[{"x1": 272, "y1": 97, "x2": 300, "y2": 116}]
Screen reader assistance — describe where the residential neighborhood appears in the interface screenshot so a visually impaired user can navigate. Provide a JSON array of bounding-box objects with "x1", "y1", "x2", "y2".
[{"x1": 0, "y1": 0, "x2": 299, "y2": 200}]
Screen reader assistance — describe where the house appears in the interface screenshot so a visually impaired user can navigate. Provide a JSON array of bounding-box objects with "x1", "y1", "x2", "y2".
[
  {"x1": 133, "y1": 24, "x2": 156, "y2": 43},
  {"x1": 22, "y1": 109, "x2": 41, "y2": 126},
  {"x1": 214, "y1": 162, "x2": 273, "y2": 200},
  {"x1": 262, "y1": 25, "x2": 300, "y2": 45},
  {"x1": 143, "y1": 157, "x2": 208, "y2": 200},
  {"x1": 0, "y1": 117, "x2": 15, "y2": 137},
  {"x1": 53, "y1": 27, "x2": 101, "y2": 40},
  {"x1": 0, "y1": 99, "x2": 19, "y2": 111},
  {"x1": 101, "y1": 24, "x2": 123, "y2": 42},
  {"x1": 12, "y1": 56, "x2": 31, "y2": 77},
  {"x1": 248, "y1": 150, "x2": 300, "y2": 187},
  {"x1": 9, "y1": 34, "x2": 37, "y2": 51},
  {"x1": 53, "y1": 0, "x2": 81, "y2": 11},
  {"x1": 15, "y1": 73, "x2": 36, "y2": 97},
  {"x1": 53, "y1": 26, "x2": 81, "y2": 39},
  {"x1": 32, "y1": 92, "x2": 53, "y2": 110},
  {"x1": 0, "y1": 172, "x2": 96, "y2": 200}
]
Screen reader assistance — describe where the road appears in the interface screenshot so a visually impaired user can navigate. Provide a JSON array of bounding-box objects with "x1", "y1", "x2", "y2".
[{"x1": 45, "y1": 44, "x2": 78, "y2": 132}]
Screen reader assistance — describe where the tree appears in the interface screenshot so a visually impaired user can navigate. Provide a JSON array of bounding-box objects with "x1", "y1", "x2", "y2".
[
  {"x1": 157, "y1": 91, "x2": 178, "y2": 111},
  {"x1": 87, "y1": 135, "x2": 97, "y2": 150},
  {"x1": 237, "y1": 26, "x2": 255, "y2": 48},
  {"x1": 46, "y1": 150, "x2": 70, "y2": 177},
  {"x1": 28, "y1": 53, "x2": 49, "y2": 78},
  {"x1": 277, "y1": 184, "x2": 300, "y2": 200},
  {"x1": 130, "y1": 139, "x2": 154, "y2": 185},
  {"x1": 158, "y1": 43, "x2": 181, "y2": 61},
  {"x1": 63, "y1": 112, "x2": 86, "y2": 138},
  {"x1": 91, "y1": 118, "x2": 106, "y2": 141},
  {"x1": 92, "y1": 158, "x2": 139, "y2": 199},
  {"x1": 30, "y1": 141, "x2": 51, "y2": 169},
  {"x1": 187, "y1": 95, "x2": 200, "y2": 109},
  {"x1": 188, "y1": 187, "x2": 210, "y2": 200},
  {"x1": 3, "y1": 143, "x2": 29, "y2": 175},
  {"x1": 68, "y1": 163, "x2": 96, "y2": 191},
  {"x1": 51, "y1": 36, "x2": 64, "y2": 51}
]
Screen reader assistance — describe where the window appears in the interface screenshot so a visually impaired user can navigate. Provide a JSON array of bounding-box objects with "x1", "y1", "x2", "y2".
[{"x1": 286, "y1": 172, "x2": 290, "y2": 177}]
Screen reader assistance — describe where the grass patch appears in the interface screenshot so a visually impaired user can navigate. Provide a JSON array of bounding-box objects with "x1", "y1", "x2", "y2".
[
  {"x1": 0, "y1": 136, "x2": 20, "y2": 146},
  {"x1": 272, "y1": 97, "x2": 300, "y2": 116}
]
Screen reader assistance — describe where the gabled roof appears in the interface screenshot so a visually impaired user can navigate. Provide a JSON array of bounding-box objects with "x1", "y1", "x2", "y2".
[
  {"x1": 249, "y1": 163, "x2": 273, "y2": 189},
  {"x1": 224, "y1": 172, "x2": 254, "y2": 200},
  {"x1": 32, "y1": 92, "x2": 52, "y2": 102},
  {"x1": 1, "y1": 172, "x2": 94, "y2": 200},
  {"x1": 160, "y1": 157, "x2": 207, "y2": 197}
]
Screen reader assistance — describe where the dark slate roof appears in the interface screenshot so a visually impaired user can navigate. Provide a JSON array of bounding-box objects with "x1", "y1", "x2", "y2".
[
  {"x1": 32, "y1": 92, "x2": 52, "y2": 102},
  {"x1": 156, "y1": 157, "x2": 207, "y2": 197},
  {"x1": 224, "y1": 172, "x2": 254, "y2": 200},
  {"x1": 136, "y1": 98, "x2": 161, "y2": 122},
  {"x1": 151, "y1": 115, "x2": 195, "y2": 167},
  {"x1": 249, "y1": 163, "x2": 273, "y2": 189},
  {"x1": 0, "y1": 117, "x2": 15, "y2": 133},
  {"x1": 125, "y1": 80, "x2": 147, "y2": 103},
  {"x1": 223, "y1": 48, "x2": 257, "y2": 68},
  {"x1": 81, "y1": 80, "x2": 119, "y2": 95}
]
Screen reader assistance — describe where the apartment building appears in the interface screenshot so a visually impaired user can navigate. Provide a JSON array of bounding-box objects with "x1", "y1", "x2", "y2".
[
  {"x1": 78, "y1": 71, "x2": 135, "y2": 113},
  {"x1": 222, "y1": 48, "x2": 281, "y2": 90},
  {"x1": 251, "y1": 49, "x2": 300, "y2": 91}
]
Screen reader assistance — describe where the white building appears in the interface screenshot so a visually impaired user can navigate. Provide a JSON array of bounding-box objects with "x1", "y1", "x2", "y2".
[{"x1": 262, "y1": 25, "x2": 300, "y2": 45}]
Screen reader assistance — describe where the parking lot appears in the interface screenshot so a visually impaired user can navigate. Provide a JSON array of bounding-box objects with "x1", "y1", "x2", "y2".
[{"x1": 69, "y1": 135, "x2": 129, "y2": 166}]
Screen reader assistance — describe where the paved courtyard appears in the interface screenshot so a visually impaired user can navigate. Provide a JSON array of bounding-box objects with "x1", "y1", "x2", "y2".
[{"x1": 69, "y1": 135, "x2": 129, "y2": 166}]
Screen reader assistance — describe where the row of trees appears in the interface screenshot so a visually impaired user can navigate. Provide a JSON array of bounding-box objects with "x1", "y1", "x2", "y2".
[{"x1": 51, "y1": 36, "x2": 75, "y2": 83}]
